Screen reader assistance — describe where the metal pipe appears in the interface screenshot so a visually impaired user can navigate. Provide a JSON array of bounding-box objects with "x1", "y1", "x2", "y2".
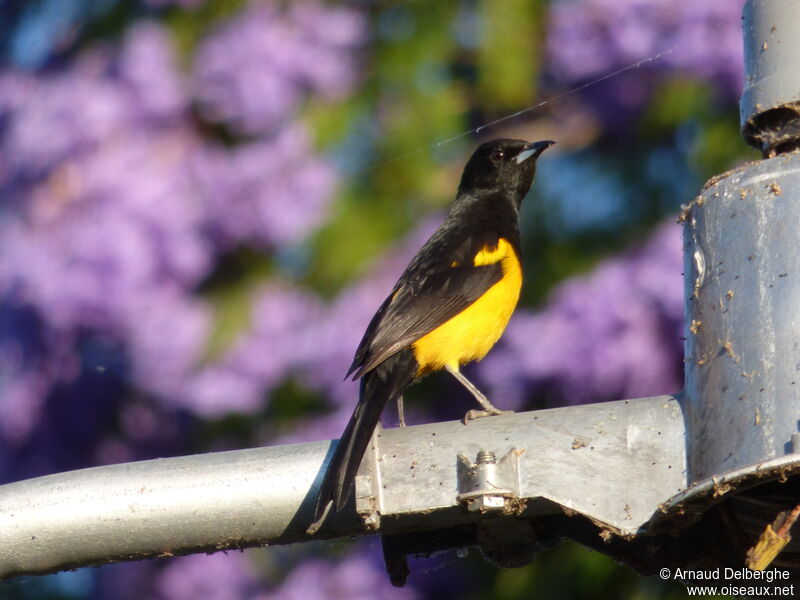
[
  {"x1": 0, "y1": 442, "x2": 334, "y2": 579},
  {"x1": 740, "y1": 0, "x2": 800, "y2": 128},
  {"x1": 741, "y1": 0, "x2": 800, "y2": 155},
  {"x1": 1, "y1": 396, "x2": 686, "y2": 581},
  {"x1": 681, "y1": 0, "x2": 800, "y2": 485}
]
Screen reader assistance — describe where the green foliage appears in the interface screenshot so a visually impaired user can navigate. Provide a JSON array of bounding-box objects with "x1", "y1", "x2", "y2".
[
  {"x1": 641, "y1": 77, "x2": 757, "y2": 180},
  {"x1": 482, "y1": 542, "x2": 714, "y2": 600},
  {"x1": 478, "y1": 0, "x2": 542, "y2": 109},
  {"x1": 641, "y1": 78, "x2": 715, "y2": 136},
  {"x1": 167, "y1": 0, "x2": 247, "y2": 60},
  {"x1": 694, "y1": 118, "x2": 760, "y2": 179},
  {"x1": 305, "y1": 2, "x2": 471, "y2": 293}
]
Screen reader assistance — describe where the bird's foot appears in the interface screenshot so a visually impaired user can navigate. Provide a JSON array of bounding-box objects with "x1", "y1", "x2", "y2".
[{"x1": 463, "y1": 407, "x2": 514, "y2": 424}]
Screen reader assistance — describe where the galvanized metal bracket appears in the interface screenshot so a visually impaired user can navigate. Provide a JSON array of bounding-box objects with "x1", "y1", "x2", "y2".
[
  {"x1": 355, "y1": 424, "x2": 384, "y2": 530},
  {"x1": 456, "y1": 449, "x2": 520, "y2": 513}
]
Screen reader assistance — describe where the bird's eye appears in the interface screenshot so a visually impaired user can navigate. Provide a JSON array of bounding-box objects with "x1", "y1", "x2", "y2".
[{"x1": 490, "y1": 148, "x2": 505, "y2": 162}]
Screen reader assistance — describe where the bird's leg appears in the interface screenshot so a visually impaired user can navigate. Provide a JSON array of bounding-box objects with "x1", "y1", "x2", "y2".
[
  {"x1": 396, "y1": 393, "x2": 406, "y2": 428},
  {"x1": 445, "y1": 364, "x2": 513, "y2": 423}
]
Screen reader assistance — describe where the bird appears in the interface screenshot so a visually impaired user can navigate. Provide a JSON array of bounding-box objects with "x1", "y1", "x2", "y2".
[{"x1": 307, "y1": 138, "x2": 555, "y2": 534}]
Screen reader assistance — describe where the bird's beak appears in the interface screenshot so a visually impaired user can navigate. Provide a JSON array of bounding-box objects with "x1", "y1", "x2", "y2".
[{"x1": 515, "y1": 140, "x2": 556, "y2": 164}]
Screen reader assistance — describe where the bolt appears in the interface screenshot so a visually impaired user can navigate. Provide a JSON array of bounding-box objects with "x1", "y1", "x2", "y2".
[{"x1": 476, "y1": 450, "x2": 496, "y2": 465}]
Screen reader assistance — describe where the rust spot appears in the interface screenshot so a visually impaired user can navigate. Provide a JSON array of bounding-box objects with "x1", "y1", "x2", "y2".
[
  {"x1": 712, "y1": 481, "x2": 732, "y2": 498},
  {"x1": 723, "y1": 341, "x2": 740, "y2": 363}
]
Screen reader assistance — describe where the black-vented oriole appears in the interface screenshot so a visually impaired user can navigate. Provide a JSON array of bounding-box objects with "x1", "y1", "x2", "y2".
[{"x1": 307, "y1": 138, "x2": 555, "y2": 534}]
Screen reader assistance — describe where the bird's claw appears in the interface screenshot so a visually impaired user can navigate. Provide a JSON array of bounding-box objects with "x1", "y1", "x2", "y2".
[{"x1": 463, "y1": 407, "x2": 513, "y2": 424}]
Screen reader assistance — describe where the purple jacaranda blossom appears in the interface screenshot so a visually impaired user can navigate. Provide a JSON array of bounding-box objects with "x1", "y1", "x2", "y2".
[
  {"x1": 0, "y1": 22, "x2": 185, "y2": 186},
  {"x1": 122, "y1": 290, "x2": 212, "y2": 401},
  {"x1": 545, "y1": 0, "x2": 743, "y2": 132},
  {"x1": 176, "y1": 283, "x2": 322, "y2": 418},
  {"x1": 117, "y1": 22, "x2": 188, "y2": 124},
  {"x1": 192, "y1": 0, "x2": 364, "y2": 136},
  {"x1": 92, "y1": 561, "x2": 159, "y2": 600},
  {"x1": 267, "y1": 552, "x2": 420, "y2": 600},
  {"x1": 0, "y1": 129, "x2": 211, "y2": 333},
  {"x1": 478, "y1": 221, "x2": 684, "y2": 407},
  {"x1": 0, "y1": 54, "x2": 128, "y2": 179},
  {"x1": 154, "y1": 552, "x2": 264, "y2": 600},
  {"x1": 0, "y1": 2, "x2": 356, "y2": 430},
  {"x1": 152, "y1": 546, "x2": 420, "y2": 600},
  {"x1": 0, "y1": 25, "x2": 215, "y2": 428},
  {"x1": 284, "y1": 2, "x2": 366, "y2": 97},
  {"x1": 0, "y1": 302, "x2": 75, "y2": 447},
  {"x1": 547, "y1": 0, "x2": 743, "y2": 95},
  {"x1": 193, "y1": 125, "x2": 337, "y2": 250},
  {"x1": 0, "y1": 316, "x2": 195, "y2": 482}
]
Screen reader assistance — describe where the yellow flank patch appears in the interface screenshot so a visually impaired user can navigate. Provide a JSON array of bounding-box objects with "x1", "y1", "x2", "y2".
[
  {"x1": 472, "y1": 242, "x2": 506, "y2": 266},
  {"x1": 412, "y1": 238, "x2": 522, "y2": 375}
]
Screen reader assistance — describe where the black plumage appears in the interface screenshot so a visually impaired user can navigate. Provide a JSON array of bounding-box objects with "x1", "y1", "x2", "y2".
[{"x1": 307, "y1": 138, "x2": 554, "y2": 534}]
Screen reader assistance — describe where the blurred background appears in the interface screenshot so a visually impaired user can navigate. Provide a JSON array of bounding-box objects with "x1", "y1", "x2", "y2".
[{"x1": 0, "y1": 0, "x2": 753, "y2": 598}]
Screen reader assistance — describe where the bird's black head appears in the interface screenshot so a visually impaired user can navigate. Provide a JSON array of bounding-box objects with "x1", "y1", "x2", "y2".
[{"x1": 458, "y1": 138, "x2": 555, "y2": 208}]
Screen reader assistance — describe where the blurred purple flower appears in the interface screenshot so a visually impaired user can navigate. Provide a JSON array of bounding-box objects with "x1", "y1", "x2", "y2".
[
  {"x1": 0, "y1": 129, "x2": 211, "y2": 330},
  {"x1": 546, "y1": 0, "x2": 743, "y2": 129},
  {"x1": 153, "y1": 546, "x2": 419, "y2": 600},
  {"x1": 192, "y1": 0, "x2": 364, "y2": 135},
  {"x1": 117, "y1": 22, "x2": 188, "y2": 124},
  {"x1": 547, "y1": 0, "x2": 743, "y2": 95},
  {"x1": 1, "y1": 56, "x2": 126, "y2": 179},
  {"x1": 0, "y1": 22, "x2": 216, "y2": 424},
  {"x1": 268, "y1": 553, "x2": 419, "y2": 600},
  {"x1": 123, "y1": 290, "x2": 211, "y2": 401},
  {"x1": 155, "y1": 553, "x2": 263, "y2": 600},
  {"x1": 0, "y1": 0, "x2": 361, "y2": 429},
  {"x1": 0, "y1": 303, "x2": 74, "y2": 446},
  {"x1": 177, "y1": 284, "x2": 322, "y2": 418},
  {"x1": 479, "y1": 221, "x2": 684, "y2": 406},
  {"x1": 0, "y1": 21, "x2": 188, "y2": 180},
  {"x1": 194, "y1": 125, "x2": 336, "y2": 249}
]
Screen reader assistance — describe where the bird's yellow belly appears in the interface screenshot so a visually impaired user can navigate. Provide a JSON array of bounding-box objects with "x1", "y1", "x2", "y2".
[{"x1": 412, "y1": 239, "x2": 522, "y2": 375}]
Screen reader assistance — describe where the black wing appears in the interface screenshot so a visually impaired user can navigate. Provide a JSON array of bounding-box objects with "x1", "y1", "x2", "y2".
[{"x1": 347, "y1": 227, "x2": 507, "y2": 379}]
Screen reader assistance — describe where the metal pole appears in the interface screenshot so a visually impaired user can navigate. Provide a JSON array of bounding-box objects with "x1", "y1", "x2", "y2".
[
  {"x1": 0, "y1": 442, "x2": 334, "y2": 579},
  {"x1": 1, "y1": 396, "x2": 685, "y2": 580},
  {"x1": 670, "y1": 0, "x2": 800, "y2": 568},
  {"x1": 682, "y1": 0, "x2": 800, "y2": 484},
  {"x1": 740, "y1": 0, "x2": 800, "y2": 156}
]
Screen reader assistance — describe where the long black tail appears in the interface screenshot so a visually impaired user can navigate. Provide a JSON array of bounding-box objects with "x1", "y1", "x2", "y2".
[{"x1": 307, "y1": 349, "x2": 417, "y2": 534}]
